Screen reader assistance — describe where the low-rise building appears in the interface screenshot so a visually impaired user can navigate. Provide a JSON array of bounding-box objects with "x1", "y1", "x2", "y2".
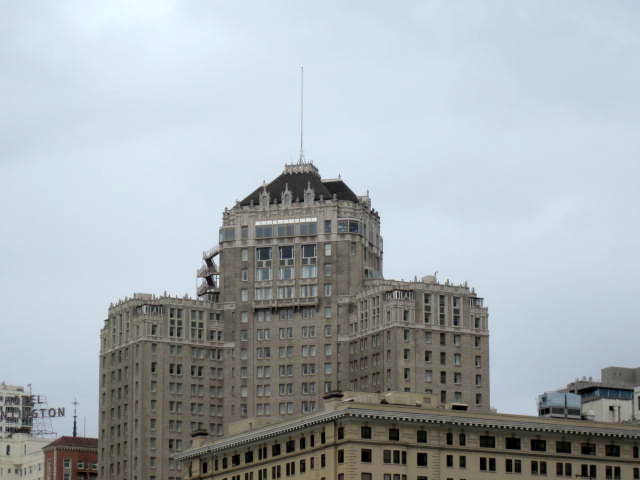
[
  {"x1": 176, "y1": 391, "x2": 640, "y2": 480},
  {"x1": 541, "y1": 366, "x2": 640, "y2": 423},
  {"x1": 43, "y1": 436, "x2": 97, "y2": 480},
  {"x1": 0, "y1": 433, "x2": 48, "y2": 480}
]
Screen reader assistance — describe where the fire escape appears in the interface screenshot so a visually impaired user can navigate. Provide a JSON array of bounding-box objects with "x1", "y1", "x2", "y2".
[{"x1": 197, "y1": 245, "x2": 220, "y2": 302}]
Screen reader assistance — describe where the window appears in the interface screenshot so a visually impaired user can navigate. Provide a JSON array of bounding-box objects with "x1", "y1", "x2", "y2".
[
  {"x1": 417, "y1": 430, "x2": 427, "y2": 443},
  {"x1": 446, "y1": 454, "x2": 453, "y2": 467},
  {"x1": 531, "y1": 439, "x2": 547, "y2": 452},
  {"x1": 388, "y1": 428, "x2": 399, "y2": 441},
  {"x1": 361, "y1": 449, "x2": 372, "y2": 463},
  {"x1": 337, "y1": 449, "x2": 344, "y2": 464},
  {"x1": 324, "y1": 220, "x2": 332, "y2": 233},
  {"x1": 240, "y1": 289, "x2": 248, "y2": 302},
  {"x1": 556, "y1": 440, "x2": 571, "y2": 453},
  {"x1": 324, "y1": 284, "x2": 332, "y2": 297},
  {"x1": 361, "y1": 426, "x2": 372, "y2": 439},
  {"x1": 581, "y1": 443, "x2": 596, "y2": 455},
  {"x1": 480, "y1": 436, "x2": 496, "y2": 448},
  {"x1": 605, "y1": 444, "x2": 620, "y2": 457},
  {"x1": 480, "y1": 457, "x2": 496, "y2": 472},
  {"x1": 417, "y1": 452, "x2": 428, "y2": 467},
  {"x1": 506, "y1": 437, "x2": 521, "y2": 450}
]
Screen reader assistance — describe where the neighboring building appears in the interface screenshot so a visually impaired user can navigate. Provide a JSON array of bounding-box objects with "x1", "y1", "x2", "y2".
[
  {"x1": 541, "y1": 366, "x2": 640, "y2": 423},
  {"x1": 176, "y1": 391, "x2": 640, "y2": 480},
  {"x1": 98, "y1": 293, "x2": 220, "y2": 480},
  {"x1": 537, "y1": 391, "x2": 582, "y2": 420},
  {"x1": 43, "y1": 436, "x2": 97, "y2": 480},
  {"x1": 99, "y1": 162, "x2": 490, "y2": 480},
  {"x1": 0, "y1": 383, "x2": 34, "y2": 437},
  {"x1": 0, "y1": 433, "x2": 49, "y2": 480}
]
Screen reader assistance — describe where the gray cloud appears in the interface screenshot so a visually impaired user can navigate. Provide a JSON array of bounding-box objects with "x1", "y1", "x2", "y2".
[{"x1": 1, "y1": 0, "x2": 639, "y2": 436}]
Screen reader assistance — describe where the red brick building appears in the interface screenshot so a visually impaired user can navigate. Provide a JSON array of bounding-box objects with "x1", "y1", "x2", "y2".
[{"x1": 43, "y1": 436, "x2": 98, "y2": 480}]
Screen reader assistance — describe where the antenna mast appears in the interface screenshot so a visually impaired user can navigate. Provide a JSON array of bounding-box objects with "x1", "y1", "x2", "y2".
[
  {"x1": 72, "y1": 398, "x2": 78, "y2": 437},
  {"x1": 299, "y1": 66, "x2": 305, "y2": 163}
]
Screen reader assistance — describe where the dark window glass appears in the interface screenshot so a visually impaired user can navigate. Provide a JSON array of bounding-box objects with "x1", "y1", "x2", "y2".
[
  {"x1": 506, "y1": 437, "x2": 521, "y2": 450},
  {"x1": 556, "y1": 441, "x2": 572, "y2": 454},
  {"x1": 417, "y1": 453, "x2": 428, "y2": 467},
  {"x1": 388, "y1": 428, "x2": 399, "y2": 441},
  {"x1": 480, "y1": 436, "x2": 496, "y2": 448},
  {"x1": 531, "y1": 439, "x2": 547, "y2": 452},
  {"x1": 605, "y1": 444, "x2": 620, "y2": 457},
  {"x1": 361, "y1": 426, "x2": 372, "y2": 439},
  {"x1": 361, "y1": 449, "x2": 372, "y2": 463},
  {"x1": 416, "y1": 430, "x2": 427, "y2": 443},
  {"x1": 581, "y1": 443, "x2": 596, "y2": 456}
]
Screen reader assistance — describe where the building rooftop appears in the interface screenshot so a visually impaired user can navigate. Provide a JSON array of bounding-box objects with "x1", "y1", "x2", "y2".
[
  {"x1": 239, "y1": 163, "x2": 359, "y2": 206},
  {"x1": 43, "y1": 436, "x2": 97, "y2": 450},
  {"x1": 175, "y1": 391, "x2": 640, "y2": 462}
]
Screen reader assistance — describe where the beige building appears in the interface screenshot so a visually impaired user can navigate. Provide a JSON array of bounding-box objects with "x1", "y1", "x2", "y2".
[
  {"x1": 98, "y1": 293, "x2": 223, "y2": 480},
  {"x1": 98, "y1": 161, "x2": 491, "y2": 480},
  {"x1": 0, "y1": 384, "x2": 34, "y2": 437},
  {"x1": 176, "y1": 391, "x2": 640, "y2": 480},
  {"x1": 0, "y1": 433, "x2": 48, "y2": 480},
  {"x1": 195, "y1": 162, "x2": 490, "y2": 423}
]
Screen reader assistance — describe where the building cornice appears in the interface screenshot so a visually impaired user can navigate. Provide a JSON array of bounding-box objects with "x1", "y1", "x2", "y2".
[{"x1": 174, "y1": 406, "x2": 640, "y2": 462}]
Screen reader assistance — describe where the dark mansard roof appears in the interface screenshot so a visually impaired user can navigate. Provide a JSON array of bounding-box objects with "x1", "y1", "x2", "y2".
[{"x1": 239, "y1": 164, "x2": 359, "y2": 206}]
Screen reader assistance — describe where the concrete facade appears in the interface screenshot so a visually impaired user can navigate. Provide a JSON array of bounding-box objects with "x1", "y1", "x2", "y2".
[
  {"x1": 0, "y1": 384, "x2": 34, "y2": 437},
  {"x1": 98, "y1": 293, "x2": 221, "y2": 480},
  {"x1": 196, "y1": 162, "x2": 489, "y2": 423},
  {"x1": 0, "y1": 433, "x2": 48, "y2": 480},
  {"x1": 98, "y1": 162, "x2": 491, "y2": 480},
  {"x1": 176, "y1": 392, "x2": 640, "y2": 480}
]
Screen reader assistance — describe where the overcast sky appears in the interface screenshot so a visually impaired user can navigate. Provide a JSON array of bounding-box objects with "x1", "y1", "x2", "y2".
[{"x1": 1, "y1": 1, "x2": 639, "y2": 437}]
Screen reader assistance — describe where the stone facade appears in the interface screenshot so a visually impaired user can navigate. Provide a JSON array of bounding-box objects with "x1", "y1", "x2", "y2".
[
  {"x1": 98, "y1": 293, "x2": 222, "y2": 480},
  {"x1": 0, "y1": 433, "x2": 48, "y2": 480},
  {"x1": 176, "y1": 392, "x2": 640, "y2": 480},
  {"x1": 98, "y1": 162, "x2": 491, "y2": 480}
]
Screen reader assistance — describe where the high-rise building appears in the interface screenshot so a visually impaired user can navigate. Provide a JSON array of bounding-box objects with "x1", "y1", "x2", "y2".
[
  {"x1": 196, "y1": 162, "x2": 489, "y2": 422},
  {"x1": 98, "y1": 161, "x2": 490, "y2": 480},
  {"x1": 98, "y1": 293, "x2": 222, "y2": 480}
]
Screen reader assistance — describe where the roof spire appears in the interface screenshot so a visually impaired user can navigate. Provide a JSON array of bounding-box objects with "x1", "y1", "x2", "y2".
[
  {"x1": 72, "y1": 398, "x2": 79, "y2": 437},
  {"x1": 298, "y1": 66, "x2": 305, "y2": 164}
]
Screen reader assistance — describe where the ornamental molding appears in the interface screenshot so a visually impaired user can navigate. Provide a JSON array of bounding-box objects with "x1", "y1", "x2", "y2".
[{"x1": 173, "y1": 407, "x2": 640, "y2": 462}]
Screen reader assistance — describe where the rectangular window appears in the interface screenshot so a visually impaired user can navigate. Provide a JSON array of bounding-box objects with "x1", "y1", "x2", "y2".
[
  {"x1": 531, "y1": 439, "x2": 547, "y2": 452},
  {"x1": 324, "y1": 220, "x2": 332, "y2": 233},
  {"x1": 480, "y1": 436, "x2": 496, "y2": 448}
]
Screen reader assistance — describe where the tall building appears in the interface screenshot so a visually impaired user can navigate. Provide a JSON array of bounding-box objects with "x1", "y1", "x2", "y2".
[
  {"x1": 176, "y1": 391, "x2": 640, "y2": 480},
  {"x1": 196, "y1": 162, "x2": 489, "y2": 422},
  {"x1": 98, "y1": 293, "x2": 221, "y2": 480},
  {"x1": 43, "y1": 436, "x2": 97, "y2": 480},
  {"x1": 98, "y1": 161, "x2": 490, "y2": 480}
]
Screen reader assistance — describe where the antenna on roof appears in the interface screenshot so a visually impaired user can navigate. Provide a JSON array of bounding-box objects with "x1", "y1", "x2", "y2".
[
  {"x1": 72, "y1": 398, "x2": 78, "y2": 437},
  {"x1": 298, "y1": 66, "x2": 305, "y2": 164}
]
